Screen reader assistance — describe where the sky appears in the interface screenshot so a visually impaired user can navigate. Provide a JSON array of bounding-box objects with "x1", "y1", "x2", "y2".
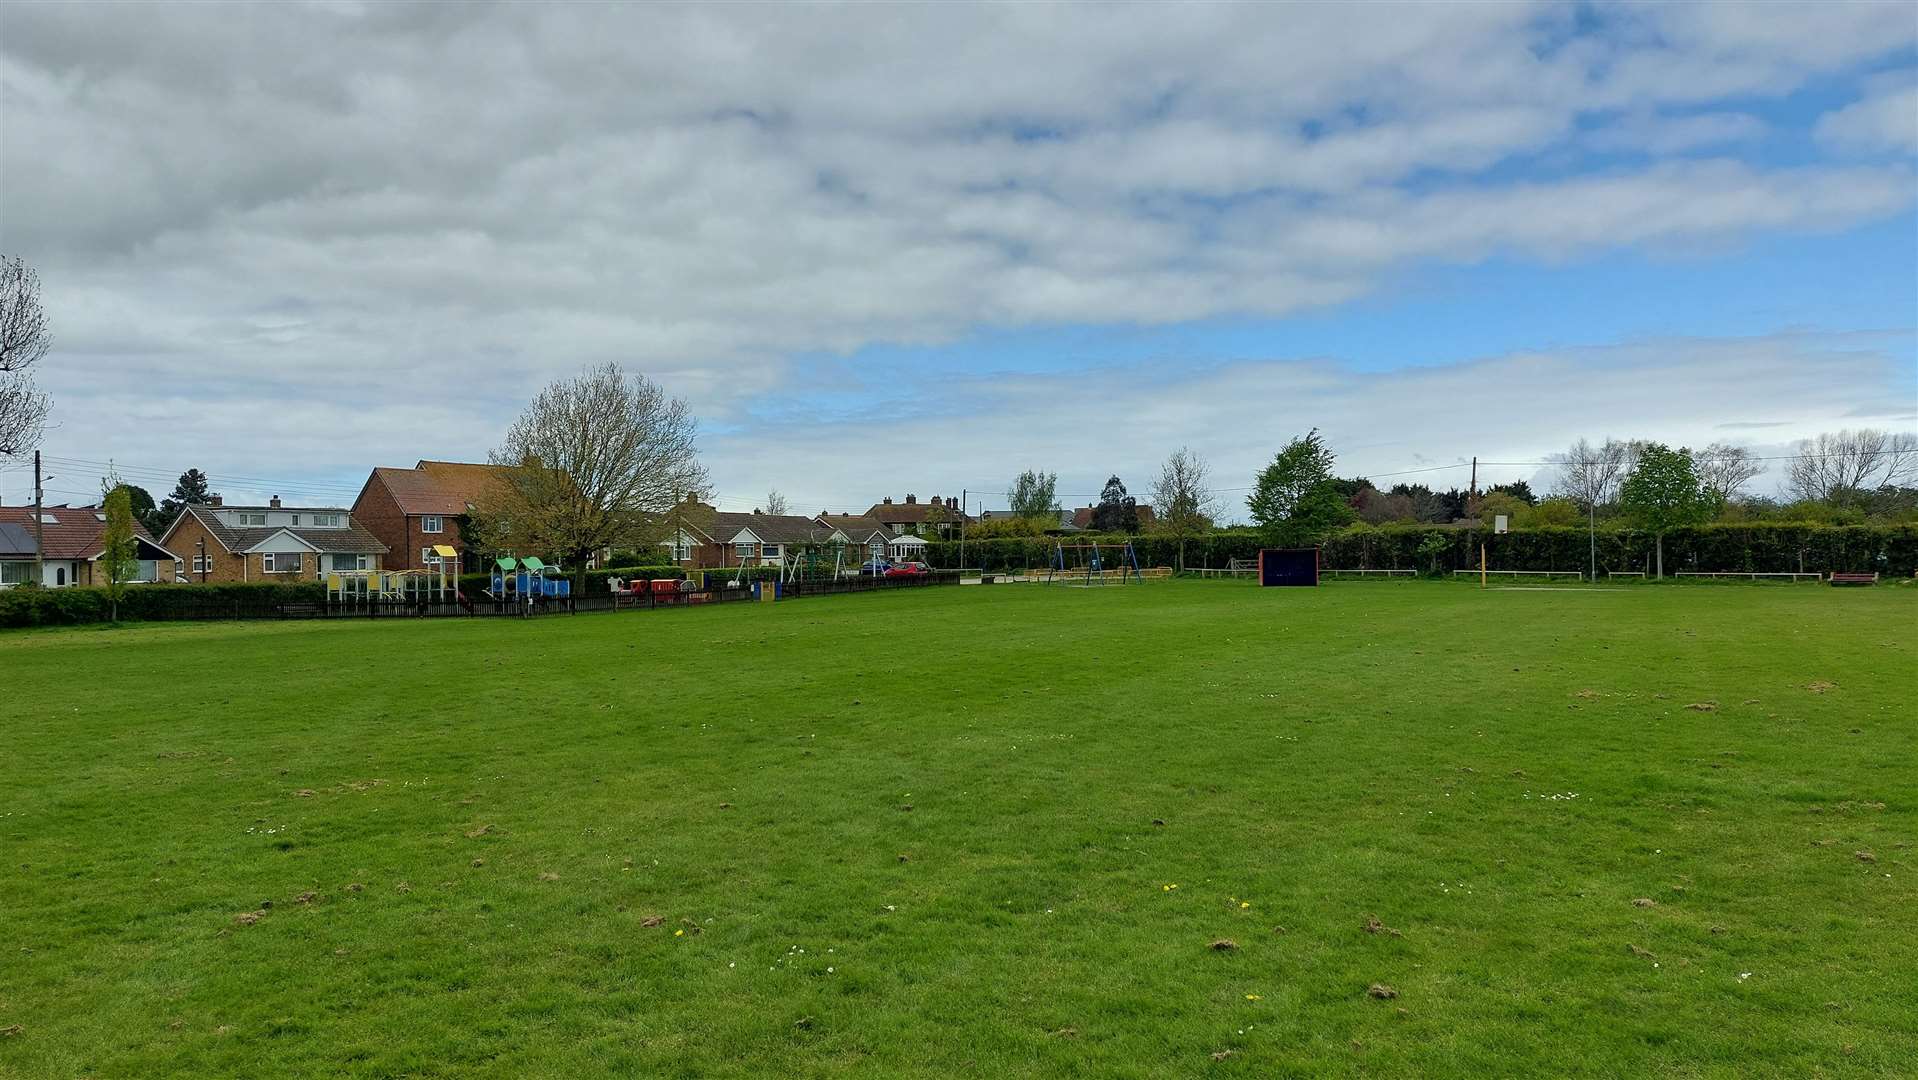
[{"x1": 1, "y1": 1, "x2": 1914, "y2": 520}]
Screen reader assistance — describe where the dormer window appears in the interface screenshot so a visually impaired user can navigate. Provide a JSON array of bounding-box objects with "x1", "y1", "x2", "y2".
[
  {"x1": 310, "y1": 513, "x2": 341, "y2": 528},
  {"x1": 235, "y1": 512, "x2": 267, "y2": 526}
]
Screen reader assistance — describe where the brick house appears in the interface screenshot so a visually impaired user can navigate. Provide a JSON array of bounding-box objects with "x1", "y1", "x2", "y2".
[
  {"x1": 352, "y1": 460, "x2": 514, "y2": 573},
  {"x1": 864, "y1": 495, "x2": 971, "y2": 538},
  {"x1": 813, "y1": 513, "x2": 891, "y2": 564},
  {"x1": 657, "y1": 498, "x2": 853, "y2": 569},
  {"x1": 0, "y1": 505, "x2": 180, "y2": 588},
  {"x1": 158, "y1": 498, "x2": 387, "y2": 583}
]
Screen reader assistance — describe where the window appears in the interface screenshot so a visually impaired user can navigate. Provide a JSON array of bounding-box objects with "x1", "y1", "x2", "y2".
[
  {"x1": 762, "y1": 544, "x2": 781, "y2": 560},
  {"x1": 421, "y1": 515, "x2": 443, "y2": 533},
  {"x1": 734, "y1": 541, "x2": 754, "y2": 561},
  {"x1": 422, "y1": 547, "x2": 442, "y2": 568},
  {"x1": 311, "y1": 513, "x2": 341, "y2": 528},
  {"x1": 236, "y1": 512, "x2": 267, "y2": 526},
  {"x1": 289, "y1": 514, "x2": 301, "y2": 526},
  {"x1": 55, "y1": 566, "x2": 66, "y2": 586},
  {"x1": 192, "y1": 554, "x2": 212, "y2": 574},
  {"x1": 137, "y1": 559, "x2": 161, "y2": 582},
  {"x1": 0, "y1": 561, "x2": 32, "y2": 586},
  {"x1": 331, "y1": 553, "x2": 362, "y2": 571},
  {"x1": 263, "y1": 552, "x2": 301, "y2": 573}
]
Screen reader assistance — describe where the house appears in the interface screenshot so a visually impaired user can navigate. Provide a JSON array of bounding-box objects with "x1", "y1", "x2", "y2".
[
  {"x1": 813, "y1": 513, "x2": 892, "y2": 564},
  {"x1": 864, "y1": 494, "x2": 972, "y2": 538},
  {"x1": 657, "y1": 497, "x2": 849, "y2": 568},
  {"x1": 0, "y1": 505, "x2": 181, "y2": 588},
  {"x1": 352, "y1": 460, "x2": 514, "y2": 572},
  {"x1": 158, "y1": 497, "x2": 387, "y2": 582}
]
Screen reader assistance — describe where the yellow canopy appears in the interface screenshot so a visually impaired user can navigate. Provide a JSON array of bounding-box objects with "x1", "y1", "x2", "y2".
[{"x1": 432, "y1": 544, "x2": 458, "y2": 558}]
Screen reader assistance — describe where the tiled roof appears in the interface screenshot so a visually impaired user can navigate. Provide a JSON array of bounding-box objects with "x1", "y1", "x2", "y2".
[
  {"x1": 366, "y1": 461, "x2": 513, "y2": 518},
  {"x1": 180, "y1": 505, "x2": 389, "y2": 555},
  {"x1": 864, "y1": 500, "x2": 972, "y2": 525},
  {"x1": 0, "y1": 505, "x2": 168, "y2": 560},
  {"x1": 710, "y1": 512, "x2": 829, "y2": 545},
  {"x1": 815, "y1": 513, "x2": 891, "y2": 542}
]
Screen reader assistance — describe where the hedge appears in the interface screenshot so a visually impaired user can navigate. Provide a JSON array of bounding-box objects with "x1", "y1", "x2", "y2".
[
  {"x1": 924, "y1": 523, "x2": 1918, "y2": 577},
  {"x1": 699, "y1": 566, "x2": 782, "y2": 587},
  {"x1": 0, "y1": 581, "x2": 326, "y2": 628}
]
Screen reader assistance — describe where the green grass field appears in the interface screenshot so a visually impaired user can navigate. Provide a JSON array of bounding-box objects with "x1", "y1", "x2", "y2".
[{"x1": 2, "y1": 581, "x2": 1914, "y2": 1078}]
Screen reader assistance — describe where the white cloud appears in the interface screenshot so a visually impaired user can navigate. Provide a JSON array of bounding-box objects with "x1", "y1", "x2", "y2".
[
  {"x1": 0, "y1": 2, "x2": 1914, "y2": 506},
  {"x1": 1816, "y1": 80, "x2": 1918, "y2": 154}
]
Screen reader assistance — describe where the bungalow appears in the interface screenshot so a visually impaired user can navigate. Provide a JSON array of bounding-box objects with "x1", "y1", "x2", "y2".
[
  {"x1": 0, "y1": 505, "x2": 181, "y2": 588},
  {"x1": 353, "y1": 460, "x2": 514, "y2": 572},
  {"x1": 159, "y1": 497, "x2": 387, "y2": 582},
  {"x1": 656, "y1": 498, "x2": 870, "y2": 570},
  {"x1": 864, "y1": 494, "x2": 971, "y2": 538},
  {"x1": 813, "y1": 513, "x2": 891, "y2": 565}
]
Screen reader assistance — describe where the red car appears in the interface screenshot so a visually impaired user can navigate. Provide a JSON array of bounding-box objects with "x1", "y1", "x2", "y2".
[{"x1": 884, "y1": 561, "x2": 931, "y2": 577}]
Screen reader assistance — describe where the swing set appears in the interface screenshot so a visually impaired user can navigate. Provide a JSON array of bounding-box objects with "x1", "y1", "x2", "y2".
[{"x1": 1046, "y1": 541, "x2": 1145, "y2": 586}]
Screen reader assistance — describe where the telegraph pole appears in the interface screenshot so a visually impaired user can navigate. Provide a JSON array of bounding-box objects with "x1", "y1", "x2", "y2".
[
  {"x1": 1467, "y1": 456, "x2": 1478, "y2": 519},
  {"x1": 959, "y1": 488, "x2": 966, "y2": 571},
  {"x1": 32, "y1": 450, "x2": 45, "y2": 585}
]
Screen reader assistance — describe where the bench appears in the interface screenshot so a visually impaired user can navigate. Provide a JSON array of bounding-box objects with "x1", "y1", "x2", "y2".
[
  {"x1": 278, "y1": 602, "x2": 324, "y2": 618},
  {"x1": 1829, "y1": 572, "x2": 1879, "y2": 587}
]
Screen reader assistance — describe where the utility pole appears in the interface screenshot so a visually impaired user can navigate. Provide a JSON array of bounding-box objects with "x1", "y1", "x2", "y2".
[
  {"x1": 32, "y1": 450, "x2": 44, "y2": 586},
  {"x1": 1467, "y1": 456, "x2": 1478, "y2": 520},
  {"x1": 959, "y1": 488, "x2": 966, "y2": 572},
  {"x1": 1588, "y1": 499, "x2": 1597, "y2": 584}
]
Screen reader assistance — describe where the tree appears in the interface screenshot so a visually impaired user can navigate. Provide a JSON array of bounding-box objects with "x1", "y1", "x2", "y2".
[
  {"x1": 1, "y1": 255, "x2": 52, "y2": 457},
  {"x1": 1090, "y1": 475, "x2": 1140, "y2": 533},
  {"x1": 763, "y1": 489, "x2": 790, "y2": 516},
  {"x1": 1474, "y1": 491, "x2": 1528, "y2": 528},
  {"x1": 121, "y1": 484, "x2": 161, "y2": 534},
  {"x1": 99, "y1": 477, "x2": 139, "y2": 622},
  {"x1": 1149, "y1": 446, "x2": 1217, "y2": 571},
  {"x1": 919, "y1": 498, "x2": 951, "y2": 537},
  {"x1": 1620, "y1": 443, "x2": 1715, "y2": 579},
  {"x1": 1690, "y1": 443, "x2": 1762, "y2": 504},
  {"x1": 158, "y1": 468, "x2": 220, "y2": 531},
  {"x1": 1549, "y1": 438, "x2": 1640, "y2": 511},
  {"x1": 1247, "y1": 429, "x2": 1354, "y2": 546},
  {"x1": 1786, "y1": 429, "x2": 1918, "y2": 507},
  {"x1": 1487, "y1": 480, "x2": 1537, "y2": 506},
  {"x1": 472, "y1": 362, "x2": 708, "y2": 583},
  {"x1": 1007, "y1": 470, "x2": 1059, "y2": 520},
  {"x1": 1525, "y1": 496, "x2": 1581, "y2": 527}
]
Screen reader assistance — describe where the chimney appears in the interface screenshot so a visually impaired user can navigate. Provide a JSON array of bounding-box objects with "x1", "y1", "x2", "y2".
[
  {"x1": 883, "y1": 496, "x2": 893, "y2": 505},
  {"x1": 905, "y1": 494, "x2": 916, "y2": 504},
  {"x1": 209, "y1": 495, "x2": 223, "y2": 507},
  {"x1": 948, "y1": 497, "x2": 957, "y2": 509},
  {"x1": 269, "y1": 495, "x2": 282, "y2": 508}
]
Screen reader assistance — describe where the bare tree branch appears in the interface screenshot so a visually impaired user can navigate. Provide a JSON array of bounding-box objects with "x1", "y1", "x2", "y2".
[
  {"x1": 472, "y1": 363, "x2": 708, "y2": 569},
  {"x1": 0, "y1": 255, "x2": 53, "y2": 456}
]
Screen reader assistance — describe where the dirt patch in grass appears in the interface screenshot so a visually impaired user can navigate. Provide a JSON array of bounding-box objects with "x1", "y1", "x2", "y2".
[
  {"x1": 1363, "y1": 915, "x2": 1401, "y2": 937},
  {"x1": 1209, "y1": 939, "x2": 1238, "y2": 951},
  {"x1": 1632, "y1": 898, "x2": 1656, "y2": 908},
  {"x1": 641, "y1": 915, "x2": 665, "y2": 928},
  {"x1": 1367, "y1": 984, "x2": 1399, "y2": 1000},
  {"x1": 294, "y1": 891, "x2": 316, "y2": 904},
  {"x1": 234, "y1": 910, "x2": 267, "y2": 926},
  {"x1": 464, "y1": 824, "x2": 495, "y2": 838},
  {"x1": 1686, "y1": 701, "x2": 1718, "y2": 712},
  {"x1": 538, "y1": 872, "x2": 560, "y2": 882},
  {"x1": 1856, "y1": 851, "x2": 1876, "y2": 863},
  {"x1": 1806, "y1": 681, "x2": 1837, "y2": 694}
]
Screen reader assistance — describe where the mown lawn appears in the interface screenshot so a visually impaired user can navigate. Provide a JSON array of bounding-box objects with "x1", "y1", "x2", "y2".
[{"x1": 1, "y1": 580, "x2": 1913, "y2": 1078}]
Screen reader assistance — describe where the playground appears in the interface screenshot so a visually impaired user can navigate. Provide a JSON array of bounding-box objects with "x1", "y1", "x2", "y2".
[{"x1": 2, "y1": 581, "x2": 1911, "y2": 1078}]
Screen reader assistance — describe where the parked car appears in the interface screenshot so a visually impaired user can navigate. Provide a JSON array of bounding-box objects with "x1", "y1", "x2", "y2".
[
  {"x1": 857, "y1": 558, "x2": 893, "y2": 577},
  {"x1": 885, "y1": 561, "x2": 930, "y2": 577}
]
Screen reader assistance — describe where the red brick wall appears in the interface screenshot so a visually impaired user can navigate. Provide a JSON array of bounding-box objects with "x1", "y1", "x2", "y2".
[
  {"x1": 352, "y1": 475, "x2": 422, "y2": 571},
  {"x1": 158, "y1": 513, "x2": 247, "y2": 583}
]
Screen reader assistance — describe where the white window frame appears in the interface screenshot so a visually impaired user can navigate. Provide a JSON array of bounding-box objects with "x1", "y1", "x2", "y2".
[
  {"x1": 734, "y1": 541, "x2": 754, "y2": 562},
  {"x1": 310, "y1": 513, "x2": 341, "y2": 528},
  {"x1": 192, "y1": 554, "x2": 212, "y2": 574},
  {"x1": 762, "y1": 543, "x2": 782, "y2": 560},
  {"x1": 421, "y1": 547, "x2": 443, "y2": 569},
  {"x1": 421, "y1": 515, "x2": 444, "y2": 534},
  {"x1": 237, "y1": 512, "x2": 267, "y2": 526},
  {"x1": 263, "y1": 551, "x2": 302, "y2": 574}
]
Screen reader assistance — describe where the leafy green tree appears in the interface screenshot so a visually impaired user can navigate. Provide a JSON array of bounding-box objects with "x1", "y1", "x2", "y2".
[
  {"x1": 1488, "y1": 480, "x2": 1537, "y2": 506},
  {"x1": 1007, "y1": 470, "x2": 1058, "y2": 520},
  {"x1": 1090, "y1": 475, "x2": 1139, "y2": 533},
  {"x1": 1248, "y1": 429, "x2": 1354, "y2": 546},
  {"x1": 121, "y1": 484, "x2": 161, "y2": 534},
  {"x1": 1474, "y1": 492, "x2": 1528, "y2": 528},
  {"x1": 99, "y1": 479, "x2": 139, "y2": 622},
  {"x1": 158, "y1": 468, "x2": 220, "y2": 530},
  {"x1": 1620, "y1": 443, "x2": 1716, "y2": 578},
  {"x1": 1525, "y1": 496, "x2": 1581, "y2": 527}
]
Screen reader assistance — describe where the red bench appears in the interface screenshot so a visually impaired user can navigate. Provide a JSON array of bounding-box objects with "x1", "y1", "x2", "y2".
[{"x1": 1829, "y1": 572, "x2": 1878, "y2": 587}]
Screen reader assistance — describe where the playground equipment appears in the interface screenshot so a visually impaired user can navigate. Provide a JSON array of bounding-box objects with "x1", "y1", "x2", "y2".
[
  {"x1": 326, "y1": 567, "x2": 456, "y2": 605},
  {"x1": 490, "y1": 556, "x2": 572, "y2": 605},
  {"x1": 1046, "y1": 542, "x2": 1143, "y2": 586}
]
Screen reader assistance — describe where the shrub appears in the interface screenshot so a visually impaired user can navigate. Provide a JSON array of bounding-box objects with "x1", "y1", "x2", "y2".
[{"x1": 0, "y1": 581, "x2": 326, "y2": 628}]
